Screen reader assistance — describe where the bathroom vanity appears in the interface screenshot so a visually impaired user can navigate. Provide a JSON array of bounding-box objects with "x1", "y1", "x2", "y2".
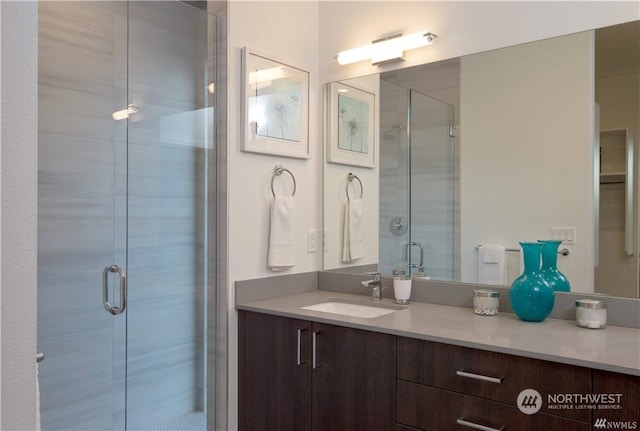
[
  {"x1": 237, "y1": 289, "x2": 640, "y2": 431},
  {"x1": 238, "y1": 311, "x2": 395, "y2": 430}
]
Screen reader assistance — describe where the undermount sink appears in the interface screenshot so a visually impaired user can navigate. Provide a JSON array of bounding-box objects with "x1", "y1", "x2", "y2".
[{"x1": 301, "y1": 298, "x2": 405, "y2": 319}]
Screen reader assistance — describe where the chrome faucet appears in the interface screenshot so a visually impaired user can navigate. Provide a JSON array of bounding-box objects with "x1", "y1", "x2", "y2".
[{"x1": 361, "y1": 272, "x2": 383, "y2": 301}]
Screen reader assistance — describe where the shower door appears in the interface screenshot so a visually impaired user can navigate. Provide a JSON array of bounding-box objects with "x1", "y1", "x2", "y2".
[
  {"x1": 408, "y1": 89, "x2": 455, "y2": 280},
  {"x1": 379, "y1": 80, "x2": 454, "y2": 279},
  {"x1": 37, "y1": 2, "x2": 213, "y2": 430}
]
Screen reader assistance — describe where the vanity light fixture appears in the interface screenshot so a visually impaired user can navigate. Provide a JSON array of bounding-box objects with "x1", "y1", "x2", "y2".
[
  {"x1": 336, "y1": 31, "x2": 437, "y2": 66},
  {"x1": 248, "y1": 66, "x2": 288, "y2": 89}
]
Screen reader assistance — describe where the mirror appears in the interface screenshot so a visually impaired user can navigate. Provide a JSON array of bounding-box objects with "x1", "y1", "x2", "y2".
[{"x1": 323, "y1": 20, "x2": 640, "y2": 298}]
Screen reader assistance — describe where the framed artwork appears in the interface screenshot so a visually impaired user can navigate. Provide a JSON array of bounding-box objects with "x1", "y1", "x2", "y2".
[
  {"x1": 325, "y1": 82, "x2": 376, "y2": 168},
  {"x1": 241, "y1": 47, "x2": 310, "y2": 159}
]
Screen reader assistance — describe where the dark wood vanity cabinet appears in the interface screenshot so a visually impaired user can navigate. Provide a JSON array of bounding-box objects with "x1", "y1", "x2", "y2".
[
  {"x1": 239, "y1": 310, "x2": 638, "y2": 431},
  {"x1": 396, "y1": 337, "x2": 592, "y2": 431},
  {"x1": 311, "y1": 322, "x2": 397, "y2": 431},
  {"x1": 238, "y1": 311, "x2": 312, "y2": 431},
  {"x1": 238, "y1": 311, "x2": 397, "y2": 431}
]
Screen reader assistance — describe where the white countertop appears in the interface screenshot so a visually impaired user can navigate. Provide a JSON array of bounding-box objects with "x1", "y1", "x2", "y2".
[{"x1": 237, "y1": 290, "x2": 640, "y2": 376}]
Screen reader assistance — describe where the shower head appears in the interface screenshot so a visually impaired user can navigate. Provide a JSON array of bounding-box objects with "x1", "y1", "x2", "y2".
[{"x1": 383, "y1": 124, "x2": 403, "y2": 140}]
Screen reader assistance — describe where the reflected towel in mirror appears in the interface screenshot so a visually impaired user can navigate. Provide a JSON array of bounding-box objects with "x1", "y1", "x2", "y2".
[
  {"x1": 342, "y1": 198, "x2": 364, "y2": 262},
  {"x1": 478, "y1": 244, "x2": 506, "y2": 285},
  {"x1": 268, "y1": 196, "x2": 295, "y2": 271}
]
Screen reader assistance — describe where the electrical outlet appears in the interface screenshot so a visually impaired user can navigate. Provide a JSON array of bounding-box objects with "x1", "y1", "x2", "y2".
[
  {"x1": 550, "y1": 227, "x2": 576, "y2": 245},
  {"x1": 307, "y1": 229, "x2": 318, "y2": 253}
]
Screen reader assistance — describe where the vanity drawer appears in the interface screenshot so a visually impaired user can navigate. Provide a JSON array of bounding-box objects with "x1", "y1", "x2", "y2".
[
  {"x1": 397, "y1": 380, "x2": 591, "y2": 431},
  {"x1": 397, "y1": 337, "x2": 591, "y2": 421}
]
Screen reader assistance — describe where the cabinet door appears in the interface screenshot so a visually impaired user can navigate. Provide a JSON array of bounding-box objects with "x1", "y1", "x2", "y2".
[
  {"x1": 311, "y1": 323, "x2": 396, "y2": 431},
  {"x1": 592, "y1": 370, "x2": 640, "y2": 426},
  {"x1": 239, "y1": 311, "x2": 312, "y2": 431}
]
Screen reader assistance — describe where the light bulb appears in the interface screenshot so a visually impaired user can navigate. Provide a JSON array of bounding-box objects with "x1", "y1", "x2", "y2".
[{"x1": 112, "y1": 104, "x2": 138, "y2": 121}]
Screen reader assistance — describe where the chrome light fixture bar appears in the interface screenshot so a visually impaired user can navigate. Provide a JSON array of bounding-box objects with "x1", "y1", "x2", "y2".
[{"x1": 336, "y1": 31, "x2": 437, "y2": 66}]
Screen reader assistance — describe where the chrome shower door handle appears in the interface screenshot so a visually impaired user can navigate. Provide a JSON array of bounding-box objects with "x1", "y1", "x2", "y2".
[
  {"x1": 103, "y1": 264, "x2": 127, "y2": 315},
  {"x1": 406, "y1": 241, "x2": 424, "y2": 268}
]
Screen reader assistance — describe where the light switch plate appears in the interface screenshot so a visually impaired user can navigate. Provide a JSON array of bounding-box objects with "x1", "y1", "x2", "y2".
[{"x1": 550, "y1": 227, "x2": 576, "y2": 244}]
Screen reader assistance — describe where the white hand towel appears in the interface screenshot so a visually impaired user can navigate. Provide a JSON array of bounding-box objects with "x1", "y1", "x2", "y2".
[
  {"x1": 478, "y1": 244, "x2": 506, "y2": 285},
  {"x1": 483, "y1": 245, "x2": 500, "y2": 263},
  {"x1": 342, "y1": 198, "x2": 364, "y2": 262},
  {"x1": 268, "y1": 196, "x2": 295, "y2": 271}
]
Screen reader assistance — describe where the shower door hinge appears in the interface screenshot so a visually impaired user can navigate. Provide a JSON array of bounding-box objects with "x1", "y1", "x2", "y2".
[{"x1": 449, "y1": 125, "x2": 457, "y2": 138}]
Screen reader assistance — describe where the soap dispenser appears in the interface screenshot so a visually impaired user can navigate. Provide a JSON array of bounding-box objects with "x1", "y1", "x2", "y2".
[{"x1": 392, "y1": 268, "x2": 412, "y2": 305}]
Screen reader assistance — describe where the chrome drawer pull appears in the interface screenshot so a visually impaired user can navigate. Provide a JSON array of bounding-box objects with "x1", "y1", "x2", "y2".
[
  {"x1": 457, "y1": 418, "x2": 504, "y2": 431},
  {"x1": 296, "y1": 328, "x2": 306, "y2": 365},
  {"x1": 456, "y1": 370, "x2": 503, "y2": 384}
]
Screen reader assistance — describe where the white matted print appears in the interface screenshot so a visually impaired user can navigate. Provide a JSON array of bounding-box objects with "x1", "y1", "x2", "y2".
[
  {"x1": 241, "y1": 48, "x2": 310, "y2": 159},
  {"x1": 326, "y1": 82, "x2": 375, "y2": 168}
]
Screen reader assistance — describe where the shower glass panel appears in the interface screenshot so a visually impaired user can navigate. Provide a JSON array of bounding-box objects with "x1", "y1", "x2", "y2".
[
  {"x1": 125, "y1": 2, "x2": 210, "y2": 429},
  {"x1": 379, "y1": 80, "x2": 454, "y2": 279},
  {"x1": 409, "y1": 90, "x2": 454, "y2": 280},
  {"x1": 379, "y1": 81, "x2": 411, "y2": 275},
  {"x1": 37, "y1": 2, "x2": 214, "y2": 430}
]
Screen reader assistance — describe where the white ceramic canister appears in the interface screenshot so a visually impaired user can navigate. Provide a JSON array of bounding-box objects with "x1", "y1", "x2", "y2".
[
  {"x1": 473, "y1": 289, "x2": 500, "y2": 316},
  {"x1": 575, "y1": 299, "x2": 607, "y2": 329},
  {"x1": 392, "y1": 268, "x2": 411, "y2": 305},
  {"x1": 393, "y1": 279, "x2": 412, "y2": 305}
]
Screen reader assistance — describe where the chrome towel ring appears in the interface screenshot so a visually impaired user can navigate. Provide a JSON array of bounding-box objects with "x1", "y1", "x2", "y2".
[
  {"x1": 346, "y1": 173, "x2": 363, "y2": 201},
  {"x1": 271, "y1": 165, "x2": 296, "y2": 197}
]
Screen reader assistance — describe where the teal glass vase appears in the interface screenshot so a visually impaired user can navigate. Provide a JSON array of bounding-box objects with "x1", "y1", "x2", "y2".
[
  {"x1": 510, "y1": 242, "x2": 555, "y2": 322},
  {"x1": 538, "y1": 240, "x2": 571, "y2": 292}
]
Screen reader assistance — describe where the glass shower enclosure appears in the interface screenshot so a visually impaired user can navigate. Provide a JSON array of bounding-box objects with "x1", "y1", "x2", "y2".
[
  {"x1": 37, "y1": 2, "x2": 217, "y2": 430},
  {"x1": 379, "y1": 80, "x2": 455, "y2": 280}
]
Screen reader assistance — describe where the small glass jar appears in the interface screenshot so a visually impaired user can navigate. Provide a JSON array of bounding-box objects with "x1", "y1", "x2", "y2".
[
  {"x1": 473, "y1": 289, "x2": 500, "y2": 316},
  {"x1": 575, "y1": 299, "x2": 607, "y2": 329}
]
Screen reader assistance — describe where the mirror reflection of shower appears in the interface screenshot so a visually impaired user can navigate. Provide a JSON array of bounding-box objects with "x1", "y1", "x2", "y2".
[{"x1": 379, "y1": 79, "x2": 455, "y2": 280}]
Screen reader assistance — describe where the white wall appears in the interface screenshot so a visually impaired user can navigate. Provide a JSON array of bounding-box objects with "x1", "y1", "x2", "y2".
[
  {"x1": 227, "y1": 2, "x2": 320, "y2": 428},
  {"x1": 0, "y1": 2, "x2": 38, "y2": 430},
  {"x1": 460, "y1": 32, "x2": 595, "y2": 292}
]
